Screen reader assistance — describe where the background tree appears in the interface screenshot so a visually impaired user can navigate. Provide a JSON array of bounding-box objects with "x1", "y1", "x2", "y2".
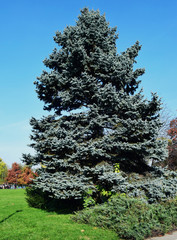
[
  {"x1": 0, "y1": 158, "x2": 8, "y2": 184},
  {"x1": 18, "y1": 166, "x2": 37, "y2": 185},
  {"x1": 23, "y1": 8, "x2": 167, "y2": 205},
  {"x1": 6, "y1": 162, "x2": 22, "y2": 186},
  {"x1": 158, "y1": 104, "x2": 174, "y2": 138},
  {"x1": 166, "y1": 118, "x2": 177, "y2": 170}
]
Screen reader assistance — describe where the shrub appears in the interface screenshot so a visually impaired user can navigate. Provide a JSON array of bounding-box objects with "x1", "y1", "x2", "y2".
[
  {"x1": 25, "y1": 187, "x2": 48, "y2": 209},
  {"x1": 73, "y1": 195, "x2": 177, "y2": 240},
  {"x1": 26, "y1": 187, "x2": 81, "y2": 213}
]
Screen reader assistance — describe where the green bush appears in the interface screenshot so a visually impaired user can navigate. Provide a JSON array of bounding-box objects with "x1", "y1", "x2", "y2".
[
  {"x1": 73, "y1": 195, "x2": 177, "y2": 240},
  {"x1": 26, "y1": 187, "x2": 47, "y2": 209},
  {"x1": 26, "y1": 187, "x2": 82, "y2": 213}
]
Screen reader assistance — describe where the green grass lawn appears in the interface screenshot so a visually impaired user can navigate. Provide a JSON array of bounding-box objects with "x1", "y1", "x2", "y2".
[{"x1": 0, "y1": 189, "x2": 118, "y2": 240}]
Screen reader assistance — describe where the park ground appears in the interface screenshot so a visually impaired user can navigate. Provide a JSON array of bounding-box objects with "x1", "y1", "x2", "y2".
[
  {"x1": 0, "y1": 189, "x2": 117, "y2": 240},
  {"x1": 1, "y1": 189, "x2": 177, "y2": 240}
]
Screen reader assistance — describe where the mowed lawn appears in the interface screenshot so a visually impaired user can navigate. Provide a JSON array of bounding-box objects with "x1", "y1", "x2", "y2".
[{"x1": 0, "y1": 189, "x2": 117, "y2": 240}]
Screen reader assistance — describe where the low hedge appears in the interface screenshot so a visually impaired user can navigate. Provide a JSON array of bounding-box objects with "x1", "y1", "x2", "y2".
[{"x1": 73, "y1": 195, "x2": 177, "y2": 240}]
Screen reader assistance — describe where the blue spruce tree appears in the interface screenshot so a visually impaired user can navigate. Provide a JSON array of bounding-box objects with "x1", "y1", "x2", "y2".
[{"x1": 23, "y1": 8, "x2": 167, "y2": 206}]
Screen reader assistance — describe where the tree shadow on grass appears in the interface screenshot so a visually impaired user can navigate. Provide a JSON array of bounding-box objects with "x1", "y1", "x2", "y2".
[{"x1": 0, "y1": 210, "x2": 23, "y2": 224}]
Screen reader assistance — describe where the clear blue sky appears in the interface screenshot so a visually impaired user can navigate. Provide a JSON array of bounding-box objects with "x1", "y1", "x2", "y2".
[{"x1": 0, "y1": 0, "x2": 177, "y2": 166}]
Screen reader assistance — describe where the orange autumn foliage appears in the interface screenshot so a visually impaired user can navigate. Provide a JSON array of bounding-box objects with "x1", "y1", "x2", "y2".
[
  {"x1": 6, "y1": 162, "x2": 22, "y2": 184},
  {"x1": 18, "y1": 167, "x2": 38, "y2": 185},
  {"x1": 6, "y1": 162, "x2": 37, "y2": 185}
]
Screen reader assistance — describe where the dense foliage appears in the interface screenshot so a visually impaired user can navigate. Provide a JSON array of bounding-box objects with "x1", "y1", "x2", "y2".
[
  {"x1": 23, "y1": 8, "x2": 167, "y2": 203},
  {"x1": 6, "y1": 163, "x2": 36, "y2": 186},
  {"x1": 115, "y1": 167, "x2": 177, "y2": 203},
  {"x1": 25, "y1": 166, "x2": 177, "y2": 211},
  {"x1": 6, "y1": 162, "x2": 22, "y2": 185},
  {"x1": 18, "y1": 166, "x2": 37, "y2": 185},
  {"x1": 73, "y1": 194, "x2": 177, "y2": 240}
]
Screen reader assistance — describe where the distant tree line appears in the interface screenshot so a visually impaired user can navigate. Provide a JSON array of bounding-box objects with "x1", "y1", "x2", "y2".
[{"x1": 0, "y1": 161, "x2": 37, "y2": 186}]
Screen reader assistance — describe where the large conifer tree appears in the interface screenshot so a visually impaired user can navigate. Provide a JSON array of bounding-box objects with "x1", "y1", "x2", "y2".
[{"x1": 23, "y1": 8, "x2": 167, "y2": 201}]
